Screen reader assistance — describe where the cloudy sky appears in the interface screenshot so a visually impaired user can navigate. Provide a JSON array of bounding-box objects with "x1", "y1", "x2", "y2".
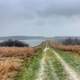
[{"x1": 0, "y1": 0, "x2": 80, "y2": 37}]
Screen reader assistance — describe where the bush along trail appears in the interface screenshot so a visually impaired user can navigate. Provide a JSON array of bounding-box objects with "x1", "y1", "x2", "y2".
[
  {"x1": 15, "y1": 48, "x2": 43, "y2": 80},
  {"x1": 15, "y1": 47, "x2": 80, "y2": 80}
]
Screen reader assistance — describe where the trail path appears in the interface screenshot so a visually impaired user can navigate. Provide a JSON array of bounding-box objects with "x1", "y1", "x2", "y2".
[
  {"x1": 35, "y1": 47, "x2": 80, "y2": 80},
  {"x1": 35, "y1": 48, "x2": 49, "y2": 80},
  {"x1": 52, "y1": 50, "x2": 80, "y2": 80}
]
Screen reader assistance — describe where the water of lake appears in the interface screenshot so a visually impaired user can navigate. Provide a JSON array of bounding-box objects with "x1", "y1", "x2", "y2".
[{"x1": 21, "y1": 39, "x2": 45, "y2": 47}]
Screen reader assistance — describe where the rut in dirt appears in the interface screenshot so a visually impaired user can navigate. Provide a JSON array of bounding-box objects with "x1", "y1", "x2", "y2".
[
  {"x1": 35, "y1": 47, "x2": 80, "y2": 80},
  {"x1": 53, "y1": 50, "x2": 80, "y2": 80},
  {"x1": 35, "y1": 48, "x2": 59, "y2": 80}
]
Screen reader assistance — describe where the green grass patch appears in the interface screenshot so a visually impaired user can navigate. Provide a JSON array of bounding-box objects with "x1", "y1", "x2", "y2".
[
  {"x1": 15, "y1": 48, "x2": 43, "y2": 80},
  {"x1": 55, "y1": 49, "x2": 80, "y2": 73},
  {"x1": 45, "y1": 49, "x2": 68, "y2": 80}
]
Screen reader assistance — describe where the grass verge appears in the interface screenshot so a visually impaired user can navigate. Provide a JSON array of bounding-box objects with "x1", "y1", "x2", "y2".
[
  {"x1": 15, "y1": 48, "x2": 43, "y2": 80},
  {"x1": 55, "y1": 49, "x2": 80, "y2": 74},
  {"x1": 47, "y1": 49, "x2": 68, "y2": 80}
]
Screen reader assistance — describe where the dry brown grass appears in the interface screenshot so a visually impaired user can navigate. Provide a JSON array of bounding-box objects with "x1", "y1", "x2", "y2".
[
  {"x1": 0, "y1": 47, "x2": 36, "y2": 58},
  {"x1": 52, "y1": 43, "x2": 80, "y2": 53},
  {"x1": 0, "y1": 47, "x2": 37, "y2": 80},
  {"x1": 0, "y1": 57, "x2": 23, "y2": 80}
]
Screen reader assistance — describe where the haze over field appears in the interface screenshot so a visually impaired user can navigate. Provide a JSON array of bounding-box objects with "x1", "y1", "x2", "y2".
[{"x1": 0, "y1": 0, "x2": 80, "y2": 37}]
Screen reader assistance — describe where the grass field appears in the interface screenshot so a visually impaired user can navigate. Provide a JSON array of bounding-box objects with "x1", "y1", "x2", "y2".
[
  {"x1": 0, "y1": 57, "x2": 23, "y2": 80},
  {"x1": 15, "y1": 47, "x2": 80, "y2": 80},
  {"x1": 15, "y1": 48, "x2": 43, "y2": 80},
  {"x1": 0, "y1": 47, "x2": 80, "y2": 80},
  {"x1": 56, "y1": 49, "x2": 80, "y2": 74},
  {"x1": 0, "y1": 47, "x2": 36, "y2": 80}
]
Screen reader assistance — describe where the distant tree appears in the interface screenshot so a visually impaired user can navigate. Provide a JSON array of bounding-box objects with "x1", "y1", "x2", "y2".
[
  {"x1": 63, "y1": 38, "x2": 80, "y2": 45},
  {"x1": 0, "y1": 39, "x2": 29, "y2": 47},
  {"x1": 63, "y1": 38, "x2": 72, "y2": 45}
]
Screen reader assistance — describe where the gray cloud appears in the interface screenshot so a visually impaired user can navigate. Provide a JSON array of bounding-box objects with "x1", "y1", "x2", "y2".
[
  {"x1": 36, "y1": 0, "x2": 80, "y2": 17},
  {"x1": 0, "y1": 0, "x2": 80, "y2": 36},
  {"x1": 0, "y1": 0, "x2": 80, "y2": 18}
]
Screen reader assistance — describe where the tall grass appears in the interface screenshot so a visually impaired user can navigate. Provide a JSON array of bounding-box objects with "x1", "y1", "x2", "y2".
[
  {"x1": 0, "y1": 58, "x2": 23, "y2": 80},
  {"x1": 15, "y1": 48, "x2": 43, "y2": 80},
  {"x1": 0, "y1": 47, "x2": 36, "y2": 57},
  {"x1": 0, "y1": 47, "x2": 37, "y2": 80}
]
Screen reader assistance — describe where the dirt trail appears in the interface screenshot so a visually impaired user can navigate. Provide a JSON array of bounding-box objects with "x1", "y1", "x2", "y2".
[
  {"x1": 52, "y1": 50, "x2": 80, "y2": 80},
  {"x1": 36, "y1": 48, "x2": 59, "y2": 80},
  {"x1": 35, "y1": 48, "x2": 48, "y2": 80},
  {"x1": 48, "y1": 60, "x2": 59, "y2": 80},
  {"x1": 35, "y1": 47, "x2": 80, "y2": 80}
]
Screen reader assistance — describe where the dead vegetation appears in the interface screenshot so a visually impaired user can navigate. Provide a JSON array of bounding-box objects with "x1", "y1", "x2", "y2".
[
  {"x1": 0, "y1": 47, "x2": 37, "y2": 80},
  {"x1": 0, "y1": 57, "x2": 23, "y2": 80},
  {"x1": 0, "y1": 47, "x2": 36, "y2": 58},
  {"x1": 52, "y1": 43, "x2": 80, "y2": 53}
]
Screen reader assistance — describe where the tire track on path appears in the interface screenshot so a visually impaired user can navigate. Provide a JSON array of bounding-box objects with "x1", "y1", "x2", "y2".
[
  {"x1": 36, "y1": 47, "x2": 59, "y2": 80},
  {"x1": 52, "y1": 49, "x2": 80, "y2": 80}
]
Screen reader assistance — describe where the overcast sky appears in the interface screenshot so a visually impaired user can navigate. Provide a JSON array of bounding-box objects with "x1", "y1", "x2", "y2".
[{"x1": 0, "y1": 0, "x2": 80, "y2": 37}]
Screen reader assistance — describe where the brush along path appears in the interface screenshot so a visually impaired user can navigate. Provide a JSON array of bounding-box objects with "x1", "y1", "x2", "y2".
[{"x1": 15, "y1": 49, "x2": 43, "y2": 80}]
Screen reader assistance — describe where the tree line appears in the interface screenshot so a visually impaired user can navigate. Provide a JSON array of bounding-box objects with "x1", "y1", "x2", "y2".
[
  {"x1": 62, "y1": 38, "x2": 80, "y2": 45},
  {"x1": 0, "y1": 39, "x2": 29, "y2": 47}
]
